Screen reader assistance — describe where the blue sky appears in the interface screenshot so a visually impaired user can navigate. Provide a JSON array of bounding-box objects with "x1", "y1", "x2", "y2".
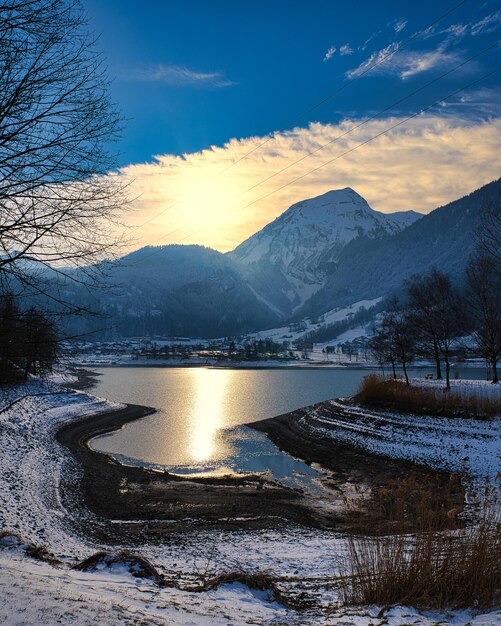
[
  {"x1": 84, "y1": 1, "x2": 501, "y2": 251},
  {"x1": 86, "y1": 0, "x2": 501, "y2": 165}
]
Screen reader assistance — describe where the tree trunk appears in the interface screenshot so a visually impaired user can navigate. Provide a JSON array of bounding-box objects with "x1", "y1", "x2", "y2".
[
  {"x1": 402, "y1": 360, "x2": 409, "y2": 385},
  {"x1": 445, "y1": 359, "x2": 450, "y2": 391},
  {"x1": 433, "y1": 340, "x2": 442, "y2": 380},
  {"x1": 391, "y1": 359, "x2": 397, "y2": 379},
  {"x1": 492, "y1": 359, "x2": 499, "y2": 384}
]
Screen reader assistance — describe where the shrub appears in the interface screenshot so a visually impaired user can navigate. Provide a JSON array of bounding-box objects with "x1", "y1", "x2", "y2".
[{"x1": 73, "y1": 550, "x2": 161, "y2": 580}]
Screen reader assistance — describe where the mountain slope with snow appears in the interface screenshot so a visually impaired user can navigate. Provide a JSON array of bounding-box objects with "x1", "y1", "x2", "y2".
[
  {"x1": 296, "y1": 177, "x2": 501, "y2": 319},
  {"x1": 44, "y1": 180, "x2": 499, "y2": 338},
  {"x1": 229, "y1": 188, "x2": 420, "y2": 315},
  {"x1": 60, "y1": 245, "x2": 281, "y2": 339}
]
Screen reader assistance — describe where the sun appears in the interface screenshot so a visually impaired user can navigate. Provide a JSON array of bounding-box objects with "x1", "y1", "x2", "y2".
[{"x1": 176, "y1": 174, "x2": 241, "y2": 232}]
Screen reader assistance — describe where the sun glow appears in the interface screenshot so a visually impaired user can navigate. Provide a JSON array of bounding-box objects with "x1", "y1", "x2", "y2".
[
  {"x1": 179, "y1": 176, "x2": 238, "y2": 229},
  {"x1": 123, "y1": 116, "x2": 501, "y2": 252}
]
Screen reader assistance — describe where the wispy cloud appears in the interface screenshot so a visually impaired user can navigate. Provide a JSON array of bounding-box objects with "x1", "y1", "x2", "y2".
[
  {"x1": 393, "y1": 18, "x2": 408, "y2": 33},
  {"x1": 127, "y1": 64, "x2": 236, "y2": 88},
  {"x1": 419, "y1": 22, "x2": 468, "y2": 41},
  {"x1": 444, "y1": 86, "x2": 501, "y2": 117},
  {"x1": 339, "y1": 44, "x2": 354, "y2": 56},
  {"x1": 350, "y1": 6, "x2": 501, "y2": 83},
  {"x1": 323, "y1": 45, "x2": 336, "y2": 62},
  {"x1": 471, "y1": 10, "x2": 501, "y2": 36},
  {"x1": 399, "y1": 47, "x2": 461, "y2": 79},
  {"x1": 420, "y1": 10, "x2": 501, "y2": 39},
  {"x1": 360, "y1": 30, "x2": 381, "y2": 51},
  {"x1": 346, "y1": 42, "x2": 461, "y2": 80},
  {"x1": 120, "y1": 114, "x2": 501, "y2": 252},
  {"x1": 346, "y1": 42, "x2": 399, "y2": 78}
]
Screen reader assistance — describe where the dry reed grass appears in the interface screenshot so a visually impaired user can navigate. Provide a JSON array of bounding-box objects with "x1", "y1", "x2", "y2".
[
  {"x1": 342, "y1": 481, "x2": 501, "y2": 609},
  {"x1": 356, "y1": 374, "x2": 500, "y2": 418}
]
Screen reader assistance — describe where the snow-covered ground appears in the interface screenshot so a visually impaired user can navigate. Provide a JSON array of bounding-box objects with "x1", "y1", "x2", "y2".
[
  {"x1": 2, "y1": 550, "x2": 499, "y2": 626},
  {"x1": 0, "y1": 377, "x2": 499, "y2": 624},
  {"x1": 248, "y1": 298, "x2": 381, "y2": 344},
  {"x1": 414, "y1": 377, "x2": 501, "y2": 402},
  {"x1": 300, "y1": 394, "x2": 501, "y2": 481}
]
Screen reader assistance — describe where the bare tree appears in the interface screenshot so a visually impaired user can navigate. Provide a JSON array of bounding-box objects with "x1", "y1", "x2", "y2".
[
  {"x1": 0, "y1": 0, "x2": 125, "y2": 305},
  {"x1": 431, "y1": 272, "x2": 465, "y2": 391},
  {"x1": 372, "y1": 298, "x2": 416, "y2": 385},
  {"x1": 405, "y1": 271, "x2": 444, "y2": 380},
  {"x1": 466, "y1": 255, "x2": 501, "y2": 383},
  {"x1": 406, "y1": 269, "x2": 466, "y2": 390},
  {"x1": 475, "y1": 196, "x2": 501, "y2": 274},
  {"x1": 369, "y1": 325, "x2": 397, "y2": 378}
]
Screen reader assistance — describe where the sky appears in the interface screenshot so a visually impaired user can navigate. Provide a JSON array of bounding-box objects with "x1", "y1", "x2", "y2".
[{"x1": 85, "y1": 0, "x2": 501, "y2": 252}]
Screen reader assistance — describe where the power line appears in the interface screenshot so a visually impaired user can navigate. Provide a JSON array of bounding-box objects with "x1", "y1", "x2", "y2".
[
  {"x1": 131, "y1": 0, "x2": 470, "y2": 231},
  {"x1": 233, "y1": 40, "x2": 499, "y2": 200},
  {"x1": 137, "y1": 52, "x2": 499, "y2": 252},
  {"x1": 227, "y1": 66, "x2": 501, "y2": 218},
  {"x1": 211, "y1": 0, "x2": 471, "y2": 179}
]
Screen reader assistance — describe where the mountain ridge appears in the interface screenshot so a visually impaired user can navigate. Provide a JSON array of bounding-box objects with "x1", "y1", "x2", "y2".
[{"x1": 53, "y1": 178, "x2": 500, "y2": 338}]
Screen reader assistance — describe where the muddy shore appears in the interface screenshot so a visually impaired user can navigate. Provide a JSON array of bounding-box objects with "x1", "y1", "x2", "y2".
[
  {"x1": 57, "y1": 374, "x2": 461, "y2": 542},
  {"x1": 248, "y1": 401, "x2": 424, "y2": 483},
  {"x1": 56, "y1": 401, "x2": 336, "y2": 542}
]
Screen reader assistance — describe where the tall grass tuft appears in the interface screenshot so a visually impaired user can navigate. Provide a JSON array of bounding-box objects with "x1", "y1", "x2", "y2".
[
  {"x1": 342, "y1": 483, "x2": 501, "y2": 609},
  {"x1": 356, "y1": 374, "x2": 500, "y2": 418}
]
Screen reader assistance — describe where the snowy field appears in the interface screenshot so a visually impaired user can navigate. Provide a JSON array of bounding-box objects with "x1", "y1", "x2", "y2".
[
  {"x1": 301, "y1": 394, "x2": 501, "y2": 481},
  {"x1": 414, "y1": 377, "x2": 501, "y2": 403},
  {"x1": 0, "y1": 378, "x2": 500, "y2": 624},
  {"x1": 248, "y1": 298, "x2": 381, "y2": 344}
]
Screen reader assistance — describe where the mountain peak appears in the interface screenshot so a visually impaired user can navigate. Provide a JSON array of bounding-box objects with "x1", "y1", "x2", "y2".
[
  {"x1": 285, "y1": 187, "x2": 372, "y2": 221},
  {"x1": 230, "y1": 187, "x2": 421, "y2": 314}
]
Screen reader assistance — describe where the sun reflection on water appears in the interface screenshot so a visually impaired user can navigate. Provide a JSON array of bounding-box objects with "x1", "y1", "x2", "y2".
[{"x1": 188, "y1": 368, "x2": 233, "y2": 463}]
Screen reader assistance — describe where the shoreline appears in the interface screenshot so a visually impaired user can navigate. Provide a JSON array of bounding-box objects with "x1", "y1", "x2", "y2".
[
  {"x1": 55, "y1": 371, "x2": 462, "y2": 540},
  {"x1": 68, "y1": 359, "x2": 486, "y2": 372},
  {"x1": 56, "y1": 398, "x2": 335, "y2": 540},
  {"x1": 247, "y1": 400, "x2": 447, "y2": 486},
  {"x1": 71, "y1": 361, "x2": 381, "y2": 370}
]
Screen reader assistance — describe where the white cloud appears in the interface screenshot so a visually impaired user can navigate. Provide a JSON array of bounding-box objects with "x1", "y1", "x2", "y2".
[
  {"x1": 323, "y1": 45, "x2": 336, "y2": 62},
  {"x1": 118, "y1": 115, "x2": 501, "y2": 252},
  {"x1": 346, "y1": 42, "x2": 461, "y2": 80},
  {"x1": 445, "y1": 23, "x2": 468, "y2": 38},
  {"x1": 445, "y1": 86, "x2": 501, "y2": 116},
  {"x1": 399, "y1": 47, "x2": 460, "y2": 79},
  {"x1": 394, "y1": 19, "x2": 408, "y2": 33},
  {"x1": 471, "y1": 10, "x2": 501, "y2": 36},
  {"x1": 419, "y1": 22, "x2": 468, "y2": 41},
  {"x1": 346, "y1": 42, "x2": 400, "y2": 78},
  {"x1": 127, "y1": 64, "x2": 236, "y2": 88},
  {"x1": 339, "y1": 44, "x2": 354, "y2": 56},
  {"x1": 360, "y1": 31, "x2": 380, "y2": 51}
]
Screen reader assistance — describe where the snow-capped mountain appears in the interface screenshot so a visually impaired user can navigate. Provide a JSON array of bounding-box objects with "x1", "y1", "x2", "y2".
[
  {"x1": 229, "y1": 188, "x2": 420, "y2": 315},
  {"x1": 296, "y1": 177, "x2": 501, "y2": 320},
  {"x1": 46, "y1": 179, "x2": 498, "y2": 339}
]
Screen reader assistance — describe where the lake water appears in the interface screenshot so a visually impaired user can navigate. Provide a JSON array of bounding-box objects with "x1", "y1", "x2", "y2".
[{"x1": 89, "y1": 366, "x2": 486, "y2": 488}]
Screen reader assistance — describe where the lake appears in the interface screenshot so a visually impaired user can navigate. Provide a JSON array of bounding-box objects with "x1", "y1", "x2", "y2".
[{"x1": 89, "y1": 366, "x2": 486, "y2": 488}]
